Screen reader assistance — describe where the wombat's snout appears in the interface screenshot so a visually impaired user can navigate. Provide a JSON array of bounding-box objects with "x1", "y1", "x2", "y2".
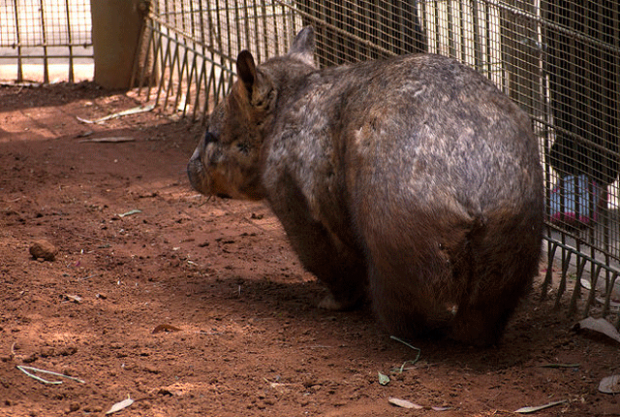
[
  {"x1": 187, "y1": 132, "x2": 232, "y2": 198},
  {"x1": 187, "y1": 132, "x2": 215, "y2": 192}
]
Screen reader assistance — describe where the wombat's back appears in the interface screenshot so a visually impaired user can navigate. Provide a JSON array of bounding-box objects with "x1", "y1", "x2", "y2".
[{"x1": 335, "y1": 54, "x2": 543, "y2": 345}]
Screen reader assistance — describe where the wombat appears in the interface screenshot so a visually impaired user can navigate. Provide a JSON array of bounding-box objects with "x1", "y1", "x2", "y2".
[{"x1": 188, "y1": 27, "x2": 543, "y2": 346}]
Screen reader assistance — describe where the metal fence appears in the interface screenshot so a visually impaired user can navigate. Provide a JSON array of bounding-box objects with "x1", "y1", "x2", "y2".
[
  {"x1": 0, "y1": 0, "x2": 93, "y2": 83},
  {"x1": 137, "y1": 0, "x2": 619, "y2": 327}
]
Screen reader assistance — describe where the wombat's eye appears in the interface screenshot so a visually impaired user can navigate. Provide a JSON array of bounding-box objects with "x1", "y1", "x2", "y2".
[
  {"x1": 236, "y1": 142, "x2": 250, "y2": 154},
  {"x1": 205, "y1": 132, "x2": 218, "y2": 144}
]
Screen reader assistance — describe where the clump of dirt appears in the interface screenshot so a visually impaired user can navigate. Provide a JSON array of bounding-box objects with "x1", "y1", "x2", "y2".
[
  {"x1": 29, "y1": 239, "x2": 58, "y2": 262},
  {"x1": 0, "y1": 83, "x2": 618, "y2": 416}
]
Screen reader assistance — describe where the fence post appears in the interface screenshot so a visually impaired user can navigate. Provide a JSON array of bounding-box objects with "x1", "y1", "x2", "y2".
[{"x1": 90, "y1": 0, "x2": 147, "y2": 89}]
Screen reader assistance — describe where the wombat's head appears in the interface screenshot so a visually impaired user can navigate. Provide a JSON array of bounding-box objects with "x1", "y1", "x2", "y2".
[{"x1": 187, "y1": 27, "x2": 316, "y2": 200}]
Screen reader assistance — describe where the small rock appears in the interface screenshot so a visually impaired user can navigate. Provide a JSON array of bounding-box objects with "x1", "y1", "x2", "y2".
[
  {"x1": 22, "y1": 353, "x2": 38, "y2": 364},
  {"x1": 29, "y1": 240, "x2": 57, "y2": 261}
]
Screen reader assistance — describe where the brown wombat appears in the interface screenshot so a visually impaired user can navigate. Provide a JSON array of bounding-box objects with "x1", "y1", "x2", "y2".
[{"x1": 188, "y1": 27, "x2": 543, "y2": 346}]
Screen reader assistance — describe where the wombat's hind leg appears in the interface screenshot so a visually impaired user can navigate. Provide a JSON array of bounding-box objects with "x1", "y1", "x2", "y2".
[
  {"x1": 269, "y1": 173, "x2": 368, "y2": 312},
  {"x1": 369, "y1": 259, "x2": 452, "y2": 339},
  {"x1": 448, "y1": 215, "x2": 540, "y2": 347},
  {"x1": 449, "y1": 302, "x2": 515, "y2": 347}
]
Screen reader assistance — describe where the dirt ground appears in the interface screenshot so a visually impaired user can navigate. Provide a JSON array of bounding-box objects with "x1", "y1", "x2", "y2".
[{"x1": 0, "y1": 83, "x2": 618, "y2": 417}]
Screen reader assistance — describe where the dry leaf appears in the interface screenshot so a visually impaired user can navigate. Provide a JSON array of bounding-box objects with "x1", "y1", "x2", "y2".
[
  {"x1": 79, "y1": 137, "x2": 135, "y2": 143},
  {"x1": 378, "y1": 371, "x2": 390, "y2": 386},
  {"x1": 388, "y1": 397, "x2": 423, "y2": 409},
  {"x1": 599, "y1": 375, "x2": 620, "y2": 394},
  {"x1": 105, "y1": 396, "x2": 134, "y2": 415},
  {"x1": 77, "y1": 104, "x2": 155, "y2": 124},
  {"x1": 64, "y1": 294, "x2": 82, "y2": 304},
  {"x1": 515, "y1": 399, "x2": 567, "y2": 414},
  {"x1": 152, "y1": 324, "x2": 182, "y2": 334},
  {"x1": 577, "y1": 317, "x2": 620, "y2": 343},
  {"x1": 118, "y1": 209, "x2": 142, "y2": 218}
]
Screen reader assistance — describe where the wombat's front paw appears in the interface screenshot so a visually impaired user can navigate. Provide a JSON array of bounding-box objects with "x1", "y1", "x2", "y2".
[{"x1": 318, "y1": 293, "x2": 358, "y2": 311}]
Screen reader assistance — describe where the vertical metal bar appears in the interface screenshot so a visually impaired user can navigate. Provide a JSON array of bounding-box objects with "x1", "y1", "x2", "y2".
[
  {"x1": 195, "y1": 0, "x2": 208, "y2": 119},
  {"x1": 602, "y1": 186, "x2": 611, "y2": 299},
  {"x1": 270, "y1": 0, "x2": 280, "y2": 55},
  {"x1": 224, "y1": 0, "x2": 233, "y2": 59},
  {"x1": 603, "y1": 272, "x2": 619, "y2": 318},
  {"x1": 146, "y1": 21, "x2": 161, "y2": 99},
  {"x1": 65, "y1": 0, "x2": 74, "y2": 83},
  {"x1": 192, "y1": 57, "x2": 206, "y2": 120},
  {"x1": 541, "y1": 237, "x2": 558, "y2": 300},
  {"x1": 433, "y1": 1, "x2": 441, "y2": 54},
  {"x1": 419, "y1": 0, "x2": 428, "y2": 53},
  {"x1": 239, "y1": 0, "x2": 248, "y2": 52},
  {"x1": 174, "y1": 0, "x2": 185, "y2": 88},
  {"x1": 446, "y1": 0, "x2": 456, "y2": 58},
  {"x1": 211, "y1": 65, "x2": 222, "y2": 107},
  {"x1": 261, "y1": 0, "x2": 269, "y2": 57},
  {"x1": 174, "y1": 44, "x2": 190, "y2": 114},
  {"x1": 154, "y1": 36, "x2": 173, "y2": 103},
  {"x1": 212, "y1": 0, "x2": 223, "y2": 57},
  {"x1": 470, "y1": 0, "x2": 483, "y2": 69},
  {"x1": 181, "y1": 0, "x2": 198, "y2": 118},
  {"x1": 250, "y1": 0, "x2": 261, "y2": 61},
  {"x1": 39, "y1": 0, "x2": 49, "y2": 83},
  {"x1": 568, "y1": 255, "x2": 585, "y2": 316},
  {"x1": 184, "y1": 52, "x2": 197, "y2": 117},
  {"x1": 205, "y1": 63, "x2": 217, "y2": 116},
  {"x1": 583, "y1": 265, "x2": 602, "y2": 317},
  {"x1": 459, "y1": 0, "x2": 467, "y2": 62},
  {"x1": 171, "y1": 0, "x2": 188, "y2": 113},
  {"x1": 141, "y1": 21, "x2": 155, "y2": 96},
  {"x1": 13, "y1": 0, "x2": 23, "y2": 83},
  {"x1": 162, "y1": 40, "x2": 180, "y2": 111},
  {"x1": 484, "y1": 1, "x2": 492, "y2": 78},
  {"x1": 282, "y1": 0, "x2": 291, "y2": 46},
  {"x1": 146, "y1": 21, "x2": 163, "y2": 100},
  {"x1": 554, "y1": 249, "x2": 572, "y2": 310}
]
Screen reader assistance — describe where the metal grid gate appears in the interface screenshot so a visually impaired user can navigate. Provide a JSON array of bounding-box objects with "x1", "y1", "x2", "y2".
[
  {"x1": 0, "y1": 0, "x2": 93, "y2": 83},
  {"x1": 137, "y1": 0, "x2": 620, "y2": 327}
]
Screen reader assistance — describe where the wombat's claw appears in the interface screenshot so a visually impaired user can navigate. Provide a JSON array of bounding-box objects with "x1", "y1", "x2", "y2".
[{"x1": 318, "y1": 293, "x2": 355, "y2": 311}]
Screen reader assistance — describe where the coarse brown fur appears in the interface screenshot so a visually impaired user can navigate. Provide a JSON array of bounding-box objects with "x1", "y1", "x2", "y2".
[{"x1": 187, "y1": 27, "x2": 544, "y2": 346}]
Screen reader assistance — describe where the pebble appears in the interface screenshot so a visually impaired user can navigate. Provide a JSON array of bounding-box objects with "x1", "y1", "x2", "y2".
[{"x1": 29, "y1": 240, "x2": 57, "y2": 261}]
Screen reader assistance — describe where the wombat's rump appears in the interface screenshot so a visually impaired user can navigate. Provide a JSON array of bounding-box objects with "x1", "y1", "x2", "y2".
[{"x1": 187, "y1": 27, "x2": 544, "y2": 346}]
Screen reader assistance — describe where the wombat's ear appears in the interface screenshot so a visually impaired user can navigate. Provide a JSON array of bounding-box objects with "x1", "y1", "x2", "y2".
[
  {"x1": 288, "y1": 26, "x2": 316, "y2": 67},
  {"x1": 236, "y1": 50, "x2": 257, "y2": 95},
  {"x1": 236, "y1": 50, "x2": 275, "y2": 109}
]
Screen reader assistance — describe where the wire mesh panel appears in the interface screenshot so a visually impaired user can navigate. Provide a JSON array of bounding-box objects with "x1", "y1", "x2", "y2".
[
  {"x1": 538, "y1": 0, "x2": 620, "y2": 324},
  {"x1": 137, "y1": 0, "x2": 620, "y2": 326},
  {"x1": 134, "y1": 0, "x2": 300, "y2": 117},
  {"x1": 0, "y1": 0, "x2": 93, "y2": 83}
]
